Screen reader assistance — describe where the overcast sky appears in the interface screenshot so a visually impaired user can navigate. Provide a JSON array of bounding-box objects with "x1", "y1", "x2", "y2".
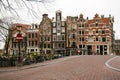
[
  {"x1": 0, "y1": 0, "x2": 120, "y2": 49},
  {"x1": 53, "y1": 0, "x2": 120, "y2": 38}
]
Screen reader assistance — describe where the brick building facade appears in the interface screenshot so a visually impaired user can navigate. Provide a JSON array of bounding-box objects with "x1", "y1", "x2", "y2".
[
  {"x1": 9, "y1": 23, "x2": 30, "y2": 58},
  {"x1": 8, "y1": 11, "x2": 114, "y2": 56},
  {"x1": 52, "y1": 10, "x2": 66, "y2": 56},
  {"x1": 39, "y1": 14, "x2": 52, "y2": 55},
  {"x1": 66, "y1": 14, "x2": 114, "y2": 55}
]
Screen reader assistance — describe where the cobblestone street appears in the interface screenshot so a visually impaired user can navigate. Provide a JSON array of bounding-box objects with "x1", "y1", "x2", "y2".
[{"x1": 0, "y1": 55, "x2": 120, "y2": 80}]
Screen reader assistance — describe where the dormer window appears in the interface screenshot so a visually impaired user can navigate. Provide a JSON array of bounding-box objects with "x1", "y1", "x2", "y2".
[
  {"x1": 17, "y1": 26, "x2": 22, "y2": 30},
  {"x1": 35, "y1": 24, "x2": 38, "y2": 29},
  {"x1": 96, "y1": 20, "x2": 98, "y2": 26}
]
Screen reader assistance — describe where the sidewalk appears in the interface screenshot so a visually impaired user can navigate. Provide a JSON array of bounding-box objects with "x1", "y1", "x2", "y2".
[
  {"x1": 105, "y1": 56, "x2": 120, "y2": 72},
  {"x1": 0, "y1": 56, "x2": 79, "y2": 72}
]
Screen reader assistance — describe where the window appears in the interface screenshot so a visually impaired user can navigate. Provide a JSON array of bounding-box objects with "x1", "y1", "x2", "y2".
[
  {"x1": 79, "y1": 30, "x2": 84, "y2": 34},
  {"x1": 58, "y1": 43, "x2": 61, "y2": 48},
  {"x1": 53, "y1": 22, "x2": 56, "y2": 26},
  {"x1": 96, "y1": 37, "x2": 98, "y2": 41},
  {"x1": 53, "y1": 35, "x2": 56, "y2": 41},
  {"x1": 72, "y1": 42, "x2": 76, "y2": 47},
  {"x1": 89, "y1": 30, "x2": 93, "y2": 35},
  {"x1": 17, "y1": 26, "x2": 22, "y2": 30},
  {"x1": 102, "y1": 30, "x2": 105, "y2": 34},
  {"x1": 48, "y1": 37, "x2": 50, "y2": 41},
  {"x1": 28, "y1": 41, "x2": 30, "y2": 46},
  {"x1": 58, "y1": 35, "x2": 63, "y2": 40},
  {"x1": 32, "y1": 41, "x2": 34, "y2": 46},
  {"x1": 79, "y1": 23, "x2": 84, "y2": 27},
  {"x1": 96, "y1": 23, "x2": 98, "y2": 26},
  {"x1": 102, "y1": 37, "x2": 106, "y2": 42},
  {"x1": 62, "y1": 22, "x2": 65, "y2": 26},
  {"x1": 29, "y1": 33, "x2": 31, "y2": 38},
  {"x1": 35, "y1": 33, "x2": 37, "y2": 38},
  {"x1": 88, "y1": 37, "x2": 93, "y2": 42},
  {"x1": 79, "y1": 24, "x2": 81, "y2": 27},
  {"x1": 79, "y1": 38, "x2": 81, "y2": 41},
  {"x1": 72, "y1": 34, "x2": 76, "y2": 39},
  {"x1": 82, "y1": 24, "x2": 84, "y2": 27},
  {"x1": 62, "y1": 27, "x2": 65, "y2": 33},
  {"x1": 82, "y1": 37, "x2": 84, "y2": 41},
  {"x1": 35, "y1": 41, "x2": 37, "y2": 46},
  {"x1": 53, "y1": 28, "x2": 56, "y2": 33},
  {"x1": 72, "y1": 24, "x2": 77, "y2": 30},
  {"x1": 48, "y1": 44, "x2": 50, "y2": 48},
  {"x1": 57, "y1": 16, "x2": 60, "y2": 20},
  {"x1": 44, "y1": 44, "x2": 46, "y2": 48},
  {"x1": 79, "y1": 45, "x2": 82, "y2": 48},
  {"x1": 96, "y1": 30, "x2": 98, "y2": 34},
  {"x1": 80, "y1": 18, "x2": 83, "y2": 22},
  {"x1": 62, "y1": 43, "x2": 64, "y2": 48},
  {"x1": 32, "y1": 33, "x2": 34, "y2": 38},
  {"x1": 96, "y1": 20, "x2": 98, "y2": 26},
  {"x1": 62, "y1": 35, "x2": 65, "y2": 40},
  {"x1": 35, "y1": 24, "x2": 38, "y2": 29}
]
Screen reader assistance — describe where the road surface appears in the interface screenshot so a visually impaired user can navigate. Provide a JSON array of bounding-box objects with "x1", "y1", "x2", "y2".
[{"x1": 0, "y1": 55, "x2": 120, "y2": 80}]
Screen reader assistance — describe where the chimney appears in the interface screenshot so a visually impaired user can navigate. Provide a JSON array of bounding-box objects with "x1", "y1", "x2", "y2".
[{"x1": 42, "y1": 14, "x2": 48, "y2": 17}]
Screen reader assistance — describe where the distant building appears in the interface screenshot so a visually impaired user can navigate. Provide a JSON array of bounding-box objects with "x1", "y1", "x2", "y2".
[{"x1": 114, "y1": 39, "x2": 120, "y2": 55}]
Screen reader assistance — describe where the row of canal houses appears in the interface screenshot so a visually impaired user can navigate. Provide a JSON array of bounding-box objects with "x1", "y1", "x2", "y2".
[{"x1": 8, "y1": 10, "x2": 114, "y2": 58}]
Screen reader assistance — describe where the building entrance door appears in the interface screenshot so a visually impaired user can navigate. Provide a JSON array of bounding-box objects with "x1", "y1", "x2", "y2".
[
  {"x1": 87, "y1": 45, "x2": 92, "y2": 55},
  {"x1": 100, "y1": 45, "x2": 103, "y2": 55}
]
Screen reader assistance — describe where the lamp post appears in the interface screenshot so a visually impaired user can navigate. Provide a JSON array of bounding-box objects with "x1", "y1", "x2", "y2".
[{"x1": 16, "y1": 32, "x2": 23, "y2": 66}]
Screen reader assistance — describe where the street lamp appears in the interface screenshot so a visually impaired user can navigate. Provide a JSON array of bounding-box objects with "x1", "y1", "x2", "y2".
[{"x1": 16, "y1": 32, "x2": 23, "y2": 66}]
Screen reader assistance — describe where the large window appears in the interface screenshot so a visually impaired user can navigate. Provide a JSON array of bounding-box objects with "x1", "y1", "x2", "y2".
[
  {"x1": 79, "y1": 37, "x2": 84, "y2": 42},
  {"x1": 29, "y1": 33, "x2": 31, "y2": 38},
  {"x1": 79, "y1": 30, "x2": 84, "y2": 34},
  {"x1": 79, "y1": 23, "x2": 84, "y2": 27},
  {"x1": 88, "y1": 37, "x2": 93, "y2": 42}
]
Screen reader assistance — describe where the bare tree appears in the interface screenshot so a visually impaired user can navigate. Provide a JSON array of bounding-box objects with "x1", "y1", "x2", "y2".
[{"x1": 0, "y1": 0, "x2": 54, "y2": 56}]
